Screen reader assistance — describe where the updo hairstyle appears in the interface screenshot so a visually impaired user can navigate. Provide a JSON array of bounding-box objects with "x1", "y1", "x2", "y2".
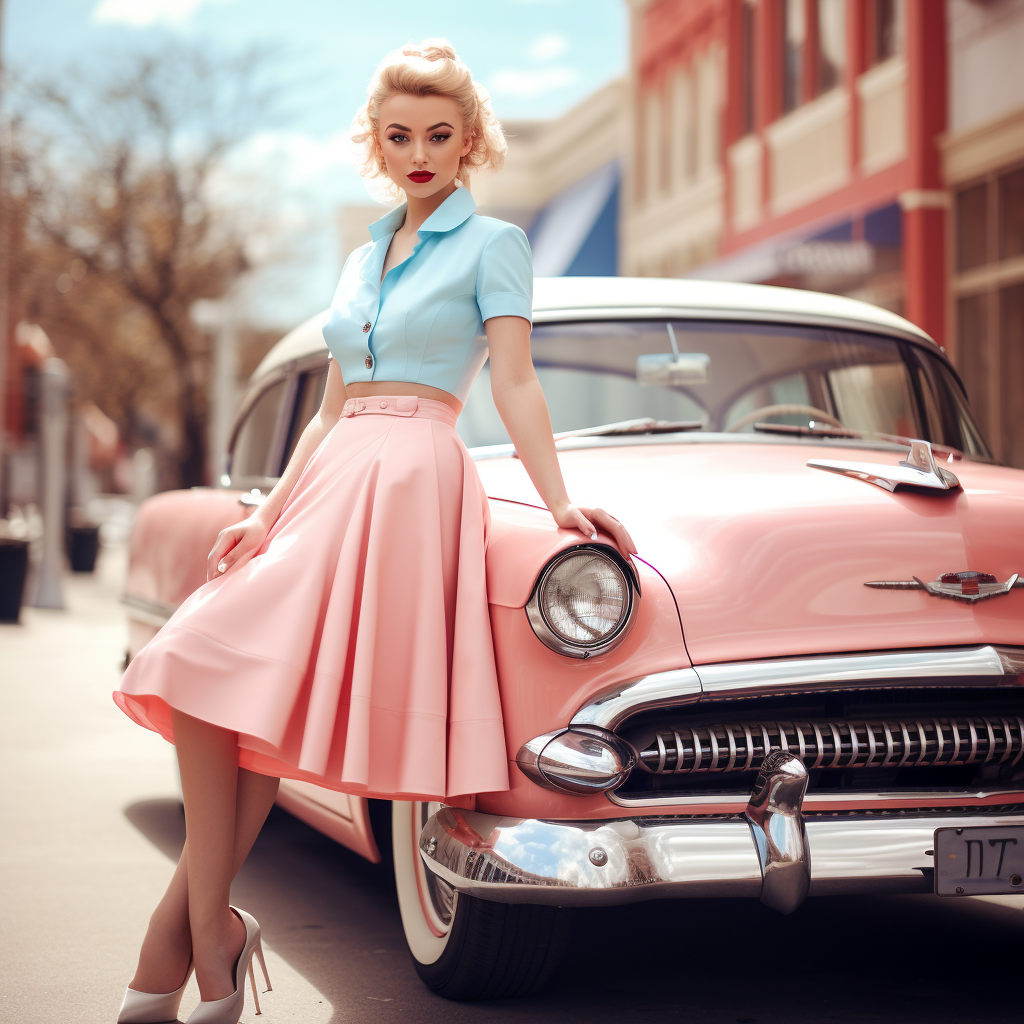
[{"x1": 351, "y1": 39, "x2": 507, "y2": 201}]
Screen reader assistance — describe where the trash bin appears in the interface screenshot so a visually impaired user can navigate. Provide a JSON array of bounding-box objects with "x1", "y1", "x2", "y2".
[
  {"x1": 67, "y1": 525, "x2": 101, "y2": 573},
  {"x1": 0, "y1": 539, "x2": 30, "y2": 622}
]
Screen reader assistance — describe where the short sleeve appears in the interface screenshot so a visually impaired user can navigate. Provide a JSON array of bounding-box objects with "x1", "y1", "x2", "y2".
[{"x1": 475, "y1": 223, "x2": 533, "y2": 324}]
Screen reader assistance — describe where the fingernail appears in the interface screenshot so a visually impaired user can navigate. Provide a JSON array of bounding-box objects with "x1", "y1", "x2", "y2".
[
  {"x1": 590, "y1": 531, "x2": 597, "y2": 540},
  {"x1": 218, "y1": 561, "x2": 227, "y2": 573}
]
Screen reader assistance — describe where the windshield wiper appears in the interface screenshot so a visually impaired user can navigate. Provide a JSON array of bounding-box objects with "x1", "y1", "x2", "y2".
[
  {"x1": 554, "y1": 417, "x2": 704, "y2": 440},
  {"x1": 751, "y1": 422, "x2": 964, "y2": 459},
  {"x1": 752, "y1": 422, "x2": 860, "y2": 439}
]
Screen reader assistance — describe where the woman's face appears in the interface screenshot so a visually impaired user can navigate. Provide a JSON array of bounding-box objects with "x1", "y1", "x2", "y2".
[{"x1": 376, "y1": 92, "x2": 473, "y2": 199}]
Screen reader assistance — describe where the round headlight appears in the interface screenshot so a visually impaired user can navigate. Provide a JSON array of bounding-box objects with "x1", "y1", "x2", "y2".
[{"x1": 527, "y1": 547, "x2": 636, "y2": 658}]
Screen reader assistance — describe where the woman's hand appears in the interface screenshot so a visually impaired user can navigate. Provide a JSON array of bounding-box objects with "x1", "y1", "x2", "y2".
[
  {"x1": 550, "y1": 501, "x2": 638, "y2": 561},
  {"x1": 207, "y1": 515, "x2": 271, "y2": 582}
]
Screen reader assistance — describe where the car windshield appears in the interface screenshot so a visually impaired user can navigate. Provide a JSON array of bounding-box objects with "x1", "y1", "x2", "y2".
[{"x1": 456, "y1": 319, "x2": 991, "y2": 458}]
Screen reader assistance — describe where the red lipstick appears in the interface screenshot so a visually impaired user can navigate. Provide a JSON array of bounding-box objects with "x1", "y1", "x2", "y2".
[{"x1": 407, "y1": 171, "x2": 435, "y2": 183}]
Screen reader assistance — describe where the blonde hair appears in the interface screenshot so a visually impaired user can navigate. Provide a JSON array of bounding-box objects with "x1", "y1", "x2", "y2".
[{"x1": 351, "y1": 39, "x2": 506, "y2": 202}]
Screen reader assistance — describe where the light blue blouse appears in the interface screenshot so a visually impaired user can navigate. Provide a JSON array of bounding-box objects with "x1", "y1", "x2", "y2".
[{"x1": 321, "y1": 185, "x2": 533, "y2": 404}]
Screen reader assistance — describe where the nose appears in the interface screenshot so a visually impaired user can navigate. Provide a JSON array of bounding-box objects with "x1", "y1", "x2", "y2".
[{"x1": 411, "y1": 136, "x2": 428, "y2": 166}]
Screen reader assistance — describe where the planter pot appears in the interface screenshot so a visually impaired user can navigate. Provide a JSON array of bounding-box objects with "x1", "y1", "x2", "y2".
[
  {"x1": 0, "y1": 539, "x2": 30, "y2": 623},
  {"x1": 67, "y1": 525, "x2": 101, "y2": 573}
]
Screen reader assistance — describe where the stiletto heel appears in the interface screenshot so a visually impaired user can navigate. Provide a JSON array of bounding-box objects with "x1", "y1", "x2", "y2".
[
  {"x1": 254, "y1": 939, "x2": 272, "y2": 992},
  {"x1": 186, "y1": 907, "x2": 269, "y2": 1024},
  {"x1": 247, "y1": 959, "x2": 261, "y2": 1016},
  {"x1": 117, "y1": 960, "x2": 194, "y2": 1023}
]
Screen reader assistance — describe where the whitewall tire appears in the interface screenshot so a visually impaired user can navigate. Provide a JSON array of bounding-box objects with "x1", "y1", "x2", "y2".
[{"x1": 391, "y1": 800, "x2": 574, "y2": 1000}]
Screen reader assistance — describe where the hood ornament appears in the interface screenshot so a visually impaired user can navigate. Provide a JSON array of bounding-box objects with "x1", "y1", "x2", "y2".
[
  {"x1": 808, "y1": 439, "x2": 960, "y2": 493},
  {"x1": 866, "y1": 571, "x2": 1022, "y2": 602}
]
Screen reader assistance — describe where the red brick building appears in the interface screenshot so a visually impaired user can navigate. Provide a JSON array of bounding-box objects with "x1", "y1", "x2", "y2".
[{"x1": 622, "y1": 0, "x2": 1024, "y2": 466}]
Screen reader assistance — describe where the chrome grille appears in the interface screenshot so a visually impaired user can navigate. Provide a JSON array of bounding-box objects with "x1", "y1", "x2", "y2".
[{"x1": 636, "y1": 716, "x2": 1024, "y2": 775}]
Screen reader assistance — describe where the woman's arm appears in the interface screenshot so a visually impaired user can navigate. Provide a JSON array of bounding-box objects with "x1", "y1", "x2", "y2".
[
  {"x1": 207, "y1": 359, "x2": 349, "y2": 579},
  {"x1": 486, "y1": 315, "x2": 637, "y2": 559}
]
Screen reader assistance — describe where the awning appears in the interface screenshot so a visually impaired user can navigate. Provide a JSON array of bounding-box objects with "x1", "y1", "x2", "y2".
[{"x1": 527, "y1": 160, "x2": 619, "y2": 276}]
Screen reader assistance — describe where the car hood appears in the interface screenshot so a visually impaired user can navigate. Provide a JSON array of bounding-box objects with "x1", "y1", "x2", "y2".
[{"x1": 474, "y1": 440, "x2": 1024, "y2": 664}]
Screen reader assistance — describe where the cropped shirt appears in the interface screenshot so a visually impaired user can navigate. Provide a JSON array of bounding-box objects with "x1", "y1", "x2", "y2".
[{"x1": 321, "y1": 185, "x2": 533, "y2": 404}]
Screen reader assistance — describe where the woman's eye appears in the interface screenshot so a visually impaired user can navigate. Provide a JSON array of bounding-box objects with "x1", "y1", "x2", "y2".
[
  {"x1": 387, "y1": 134, "x2": 408, "y2": 143},
  {"x1": 431, "y1": 133, "x2": 452, "y2": 142}
]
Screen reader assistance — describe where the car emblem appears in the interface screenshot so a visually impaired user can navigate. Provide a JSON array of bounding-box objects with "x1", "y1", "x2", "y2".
[{"x1": 865, "y1": 571, "x2": 1022, "y2": 602}]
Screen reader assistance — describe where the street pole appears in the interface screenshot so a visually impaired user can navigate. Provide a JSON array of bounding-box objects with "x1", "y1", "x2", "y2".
[
  {"x1": 29, "y1": 358, "x2": 70, "y2": 609},
  {"x1": 0, "y1": 0, "x2": 10, "y2": 518},
  {"x1": 193, "y1": 296, "x2": 239, "y2": 487}
]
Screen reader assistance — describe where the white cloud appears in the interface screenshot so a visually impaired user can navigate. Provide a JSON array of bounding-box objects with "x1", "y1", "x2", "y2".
[
  {"x1": 489, "y1": 66, "x2": 580, "y2": 99},
  {"x1": 92, "y1": 0, "x2": 237, "y2": 27},
  {"x1": 527, "y1": 32, "x2": 569, "y2": 62}
]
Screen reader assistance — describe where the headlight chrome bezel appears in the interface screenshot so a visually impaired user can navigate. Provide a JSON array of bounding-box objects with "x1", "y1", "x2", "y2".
[{"x1": 525, "y1": 544, "x2": 639, "y2": 659}]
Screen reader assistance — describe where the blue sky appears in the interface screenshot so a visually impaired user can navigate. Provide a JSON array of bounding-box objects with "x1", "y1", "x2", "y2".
[{"x1": 4, "y1": 1, "x2": 627, "y2": 325}]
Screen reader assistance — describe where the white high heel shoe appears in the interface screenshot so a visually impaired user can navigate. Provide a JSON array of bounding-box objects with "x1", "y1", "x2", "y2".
[
  {"x1": 117, "y1": 959, "x2": 194, "y2": 1023},
  {"x1": 186, "y1": 907, "x2": 271, "y2": 1024}
]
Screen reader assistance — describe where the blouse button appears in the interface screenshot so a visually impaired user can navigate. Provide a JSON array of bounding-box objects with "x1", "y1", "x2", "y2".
[
  {"x1": 364, "y1": 354, "x2": 373, "y2": 369},
  {"x1": 362, "y1": 322, "x2": 372, "y2": 333},
  {"x1": 379, "y1": 401, "x2": 388, "y2": 409}
]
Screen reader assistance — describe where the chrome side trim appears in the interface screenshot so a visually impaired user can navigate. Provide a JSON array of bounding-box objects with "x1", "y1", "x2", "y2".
[
  {"x1": 121, "y1": 593, "x2": 176, "y2": 628},
  {"x1": 744, "y1": 751, "x2": 811, "y2": 914},
  {"x1": 696, "y1": 645, "x2": 1023, "y2": 699},
  {"x1": 417, "y1": 807, "x2": 1024, "y2": 907},
  {"x1": 570, "y1": 668, "x2": 702, "y2": 731},
  {"x1": 569, "y1": 646, "x2": 1023, "y2": 734}
]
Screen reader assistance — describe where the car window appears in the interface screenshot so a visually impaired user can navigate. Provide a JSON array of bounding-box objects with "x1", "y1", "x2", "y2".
[
  {"x1": 458, "y1": 321, "x2": 703, "y2": 448},
  {"x1": 825, "y1": 362, "x2": 921, "y2": 439},
  {"x1": 230, "y1": 379, "x2": 287, "y2": 481},
  {"x1": 456, "y1": 319, "x2": 991, "y2": 456},
  {"x1": 281, "y1": 369, "x2": 328, "y2": 469},
  {"x1": 909, "y1": 349, "x2": 991, "y2": 458}
]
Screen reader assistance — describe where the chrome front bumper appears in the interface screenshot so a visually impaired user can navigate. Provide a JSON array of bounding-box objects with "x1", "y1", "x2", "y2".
[{"x1": 419, "y1": 798, "x2": 1024, "y2": 911}]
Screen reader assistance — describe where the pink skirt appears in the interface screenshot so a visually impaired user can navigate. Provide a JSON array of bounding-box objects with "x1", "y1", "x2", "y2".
[{"x1": 113, "y1": 395, "x2": 510, "y2": 802}]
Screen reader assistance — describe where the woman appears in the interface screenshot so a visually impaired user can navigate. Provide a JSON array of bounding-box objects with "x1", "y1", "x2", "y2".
[{"x1": 113, "y1": 40, "x2": 636, "y2": 1024}]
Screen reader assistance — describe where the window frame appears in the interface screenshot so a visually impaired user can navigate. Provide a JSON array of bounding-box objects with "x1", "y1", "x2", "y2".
[{"x1": 225, "y1": 353, "x2": 325, "y2": 490}]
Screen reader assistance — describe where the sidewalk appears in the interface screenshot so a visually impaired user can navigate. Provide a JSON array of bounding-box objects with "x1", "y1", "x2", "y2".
[{"x1": 0, "y1": 545, "x2": 335, "y2": 1023}]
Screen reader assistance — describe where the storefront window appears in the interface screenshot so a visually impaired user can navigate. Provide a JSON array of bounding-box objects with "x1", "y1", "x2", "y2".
[
  {"x1": 1000, "y1": 284, "x2": 1024, "y2": 467},
  {"x1": 998, "y1": 167, "x2": 1024, "y2": 261},
  {"x1": 740, "y1": 0, "x2": 756, "y2": 135},
  {"x1": 956, "y1": 183, "x2": 989, "y2": 271},
  {"x1": 817, "y1": 0, "x2": 845, "y2": 95},
  {"x1": 782, "y1": 0, "x2": 805, "y2": 113},
  {"x1": 872, "y1": 0, "x2": 903, "y2": 63}
]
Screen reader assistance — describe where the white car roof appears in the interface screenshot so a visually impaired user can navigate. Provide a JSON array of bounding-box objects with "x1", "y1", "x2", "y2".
[{"x1": 253, "y1": 277, "x2": 938, "y2": 381}]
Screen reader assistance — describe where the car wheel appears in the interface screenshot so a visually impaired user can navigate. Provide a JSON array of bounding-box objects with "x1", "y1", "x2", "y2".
[{"x1": 392, "y1": 800, "x2": 574, "y2": 1000}]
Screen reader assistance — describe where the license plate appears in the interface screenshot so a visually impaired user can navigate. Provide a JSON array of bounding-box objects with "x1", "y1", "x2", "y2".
[{"x1": 934, "y1": 825, "x2": 1024, "y2": 896}]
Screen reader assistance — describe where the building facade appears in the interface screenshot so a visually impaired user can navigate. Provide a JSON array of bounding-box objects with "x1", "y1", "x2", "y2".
[
  {"x1": 943, "y1": 0, "x2": 1024, "y2": 468},
  {"x1": 623, "y1": 0, "x2": 1024, "y2": 467}
]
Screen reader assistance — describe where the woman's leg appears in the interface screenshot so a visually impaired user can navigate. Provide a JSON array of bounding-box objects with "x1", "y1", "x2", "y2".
[
  {"x1": 128, "y1": 766, "x2": 280, "y2": 993},
  {"x1": 129, "y1": 711, "x2": 280, "y2": 999}
]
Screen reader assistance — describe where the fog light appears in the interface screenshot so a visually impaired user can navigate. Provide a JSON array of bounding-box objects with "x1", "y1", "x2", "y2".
[{"x1": 516, "y1": 727, "x2": 636, "y2": 795}]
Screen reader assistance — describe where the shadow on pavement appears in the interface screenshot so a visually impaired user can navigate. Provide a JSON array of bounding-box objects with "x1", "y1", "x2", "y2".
[{"x1": 125, "y1": 799, "x2": 1024, "y2": 1024}]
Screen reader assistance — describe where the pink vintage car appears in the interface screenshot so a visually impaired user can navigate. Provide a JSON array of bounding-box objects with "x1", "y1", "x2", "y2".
[{"x1": 123, "y1": 277, "x2": 1024, "y2": 999}]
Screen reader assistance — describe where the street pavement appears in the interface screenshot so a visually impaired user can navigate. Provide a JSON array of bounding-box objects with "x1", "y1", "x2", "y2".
[{"x1": 1, "y1": 543, "x2": 1022, "y2": 1024}]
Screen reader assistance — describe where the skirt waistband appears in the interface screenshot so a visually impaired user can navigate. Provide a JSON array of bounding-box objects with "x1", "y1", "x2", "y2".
[{"x1": 340, "y1": 394, "x2": 458, "y2": 427}]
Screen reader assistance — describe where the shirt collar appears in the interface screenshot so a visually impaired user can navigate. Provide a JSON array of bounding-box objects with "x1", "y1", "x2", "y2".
[{"x1": 367, "y1": 185, "x2": 477, "y2": 242}]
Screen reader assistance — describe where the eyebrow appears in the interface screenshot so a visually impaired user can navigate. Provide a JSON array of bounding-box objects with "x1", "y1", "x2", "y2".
[{"x1": 385, "y1": 122, "x2": 455, "y2": 132}]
